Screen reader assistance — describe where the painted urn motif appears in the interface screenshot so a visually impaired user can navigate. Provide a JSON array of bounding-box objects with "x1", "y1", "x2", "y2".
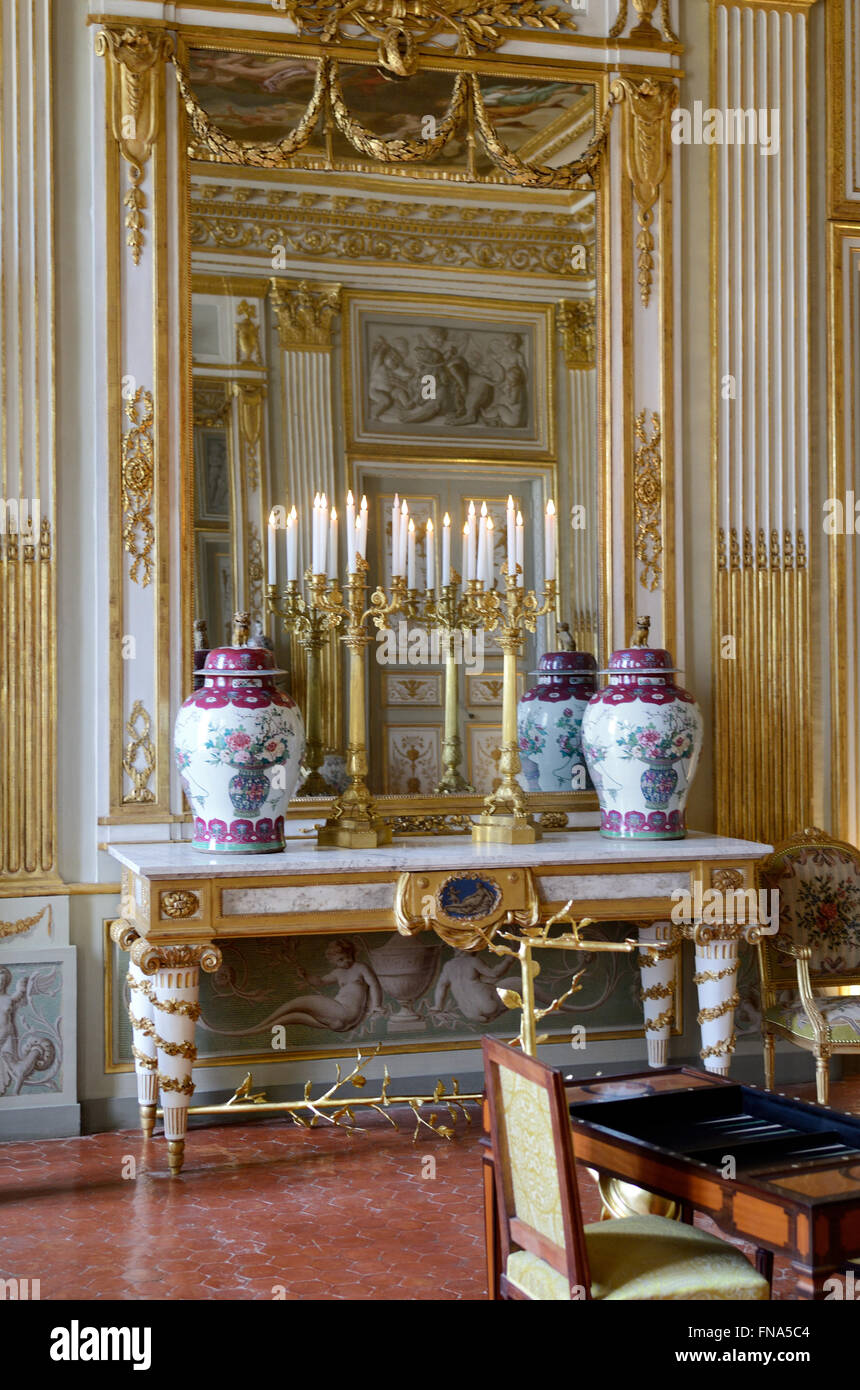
[
  {"x1": 581, "y1": 620, "x2": 703, "y2": 840},
  {"x1": 516, "y1": 650, "x2": 597, "y2": 793},
  {"x1": 174, "y1": 615, "x2": 305, "y2": 853}
]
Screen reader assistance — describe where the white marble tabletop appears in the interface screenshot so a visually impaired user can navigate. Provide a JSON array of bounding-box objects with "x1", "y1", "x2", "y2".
[{"x1": 108, "y1": 830, "x2": 773, "y2": 880}]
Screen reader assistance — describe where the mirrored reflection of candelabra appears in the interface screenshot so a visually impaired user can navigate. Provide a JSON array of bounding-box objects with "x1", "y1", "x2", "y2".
[
  {"x1": 470, "y1": 499, "x2": 558, "y2": 845},
  {"x1": 419, "y1": 511, "x2": 477, "y2": 794},
  {"x1": 266, "y1": 572, "x2": 341, "y2": 798}
]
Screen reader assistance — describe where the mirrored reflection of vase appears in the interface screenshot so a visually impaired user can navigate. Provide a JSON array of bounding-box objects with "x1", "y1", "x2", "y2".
[
  {"x1": 581, "y1": 643, "x2": 703, "y2": 840},
  {"x1": 368, "y1": 934, "x2": 441, "y2": 1034},
  {"x1": 174, "y1": 641, "x2": 305, "y2": 853},
  {"x1": 516, "y1": 651, "x2": 597, "y2": 794}
]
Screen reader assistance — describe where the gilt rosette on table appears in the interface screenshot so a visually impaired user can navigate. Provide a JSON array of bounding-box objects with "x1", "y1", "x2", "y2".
[
  {"x1": 582, "y1": 643, "x2": 702, "y2": 840},
  {"x1": 516, "y1": 650, "x2": 597, "y2": 794},
  {"x1": 174, "y1": 641, "x2": 305, "y2": 852}
]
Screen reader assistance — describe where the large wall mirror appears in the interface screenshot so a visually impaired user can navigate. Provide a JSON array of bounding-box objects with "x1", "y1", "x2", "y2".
[{"x1": 181, "y1": 36, "x2": 607, "y2": 825}]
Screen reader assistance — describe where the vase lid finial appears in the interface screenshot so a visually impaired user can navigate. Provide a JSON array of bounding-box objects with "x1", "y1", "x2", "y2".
[
  {"x1": 630, "y1": 615, "x2": 651, "y2": 647},
  {"x1": 231, "y1": 611, "x2": 250, "y2": 647}
]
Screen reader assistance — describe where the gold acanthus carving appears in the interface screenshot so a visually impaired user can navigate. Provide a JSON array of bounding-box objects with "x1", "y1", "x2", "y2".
[
  {"x1": 129, "y1": 938, "x2": 223, "y2": 976},
  {"x1": 192, "y1": 381, "x2": 231, "y2": 428},
  {"x1": 232, "y1": 381, "x2": 266, "y2": 492},
  {"x1": 95, "y1": 26, "x2": 174, "y2": 265},
  {"x1": 711, "y1": 868, "x2": 745, "y2": 892},
  {"x1": 189, "y1": 189, "x2": 594, "y2": 280},
  {"x1": 0, "y1": 905, "x2": 52, "y2": 940},
  {"x1": 633, "y1": 409, "x2": 663, "y2": 591},
  {"x1": 122, "y1": 700, "x2": 156, "y2": 804},
  {"x1": 121, "y1": 387, "x2": 155, "y2": 587},
  {"x1": 270, "y1": 279, "x2": 342, "y2": 350},
  {"x1": 269, "y1": 0, "x2": 577, "y2": 77},
  {"x1": 247, "y1": 522, "x2": 265, "y2": 627},
  {"x1": 609, "y1": 77, "x2": 679, "y2": 308},
  {"x1": 609, "y1": 0, "x2": 679, "y2": 44},
  {"x1": 556, "y1": 299, "x2": 596, "y2": 369},
  {"x1": 160, "y1": 890, "x2": 200, "y2": 920}
]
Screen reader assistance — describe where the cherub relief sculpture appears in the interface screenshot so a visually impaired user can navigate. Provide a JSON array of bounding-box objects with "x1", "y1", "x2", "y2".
[
  {"x1": 0, "y1": 965, "x2": 59, "y2": 1096},
  {"x1": 366, "y1": 325, "x2": 530, "y2": 431},
  {"x1": 430, "y1": 953, "x2": 522, "y2": 1024}
]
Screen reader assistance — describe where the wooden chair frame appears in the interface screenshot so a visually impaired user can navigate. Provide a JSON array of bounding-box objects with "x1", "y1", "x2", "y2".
[{"x1": 755, "y1": 826, "x2": 860, "y2": 1104}]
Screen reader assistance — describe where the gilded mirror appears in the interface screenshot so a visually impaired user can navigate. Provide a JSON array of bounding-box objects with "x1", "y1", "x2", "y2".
[{"x1": 181, "y1": 33, "x2": 607, "y2": 827}]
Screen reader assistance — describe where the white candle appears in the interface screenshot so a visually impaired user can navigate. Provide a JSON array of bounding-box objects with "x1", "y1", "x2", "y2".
[
  {"x1": 477, "y1": 501, "x2": 488, "y2": 587},
  {"x1": 407, "y1": 518, "x2": 416, "y2": 590},
  {"x1": 506, "y1": 494, "x2": 516, "y2": 580},
  {"x1": 359, "y1": 495, "x2": 368, "y2": 559},
  {"x1": 484, "y1": 515, "x2": 495, "y2": 587},
  {"x1": 441, "y1": 513, "x2": 451, "y2": 587},
  {"x1": 286, "y1": 508, "x2": 298, "y2": 582},
  {"x1": 391, "y1": 493, "x2": 401, "y2": 577},
  {"x1": 545, "y1": 498, "x2": 557, "y2": 586},
  {"x1": 312, "y1": 493, "x2": 320, "y2": 574},
  {"x1": 268, "y1": 508, "x2": 279, "y2": 586},
  {"x1": 346, "y1": 489, "x2": 356, "y2": 574},
  {"x1": 467, "y1": 500, "x2": 477, "y2": 582},
  {"x1": 319, "y1": 492, "x2": 329, "y2": 576},
  {"x1": 398, "y1": 500, "x2": 409, "y2": 578},
  {"x1": 426, "y1": 517, "x2": 436, "y2": 591},
  {"x1": 462, "y1": 523, "x2": 470, "y2": 583},
  {"x1": 328, "y1": 508, "x2": 338, "y2": 581},
  {"x1": 516, "y1": 509, "x2": 524, "y2": 587}
]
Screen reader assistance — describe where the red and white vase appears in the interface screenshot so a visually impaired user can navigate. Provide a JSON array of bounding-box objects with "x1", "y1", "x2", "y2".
[
  {"x1": 581, "y1": 644, "x2": 702, "y2": 839},
  {"x1": 516, "y1": 651, "x2": 597, "y2": 793},
  {"x1": 174, "y1": 643, "x2": 305, "y2": 853}
]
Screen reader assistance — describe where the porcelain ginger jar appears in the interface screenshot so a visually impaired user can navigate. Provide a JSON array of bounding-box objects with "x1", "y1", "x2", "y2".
[
  {"x1": 516, "y1": 651, "x2": 597, "y2": 793},
  {"x1": 581, "y1": 643, "x2": 702, "y2": 840},
  {"x1": 174, "y1": 642, "x2": 305, "y2": 853}
]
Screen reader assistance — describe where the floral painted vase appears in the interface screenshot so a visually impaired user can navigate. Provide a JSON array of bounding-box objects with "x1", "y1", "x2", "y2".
[
  {"x1": 516, "y1": 651, "x2": 597, "y2": 794},
  {"x1": 174, "y1": 642, "x2": 305, "y2": 853},
  {"x1": 581, "y1": 644, "x2": 703, "y2": 839}
]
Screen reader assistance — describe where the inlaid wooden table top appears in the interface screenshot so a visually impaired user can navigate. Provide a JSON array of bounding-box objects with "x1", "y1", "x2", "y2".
[{"x1": 108, "y1": 829, "x2": 772, "y2": 880}]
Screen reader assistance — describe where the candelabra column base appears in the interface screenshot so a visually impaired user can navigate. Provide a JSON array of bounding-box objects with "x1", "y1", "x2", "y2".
[
  {"x1": 471, "y1": 812, "x2": 541, "y2": 846},
  {"x1": 317, "y1": 815, "x2": 392, "y2": 849}
]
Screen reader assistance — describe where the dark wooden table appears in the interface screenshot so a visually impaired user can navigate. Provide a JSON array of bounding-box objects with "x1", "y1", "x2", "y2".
[{"x1": 483, "y1": 1066, "x2": 860, "y2": 1300}]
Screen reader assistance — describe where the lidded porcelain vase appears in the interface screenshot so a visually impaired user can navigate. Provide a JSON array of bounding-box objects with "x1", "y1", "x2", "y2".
[
  {"x1": 174, "y1": 629, "x2": 305, "y2": 853},
  {"x1": 516, "y1": 650, "x2": 597, "y2": 794},
  {"x1": 581, "y1": 634, "x2": 702, "y2": 839}
]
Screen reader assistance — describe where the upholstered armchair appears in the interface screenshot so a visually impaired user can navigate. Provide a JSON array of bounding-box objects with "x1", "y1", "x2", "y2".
[
  {"x1": 482, "y1": 1037, "x2": 769, "y2": 1301},
  {"x1": 756, "y1": 827, "x2": 860, "y2": 1104}
]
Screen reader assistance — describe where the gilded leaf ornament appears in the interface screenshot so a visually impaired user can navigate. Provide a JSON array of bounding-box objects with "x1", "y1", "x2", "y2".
[
  {"x1": 609, "y1": 0, "x2": 679, "y2": 44},
  {"x1": 270, "y1": 280, "x2": 342, "y2": 350},
  {"x1": 609, "y1": 77, "x2": 679, "y2": 307},
  {"x1": 556, "y1": 299, "x2": 596, "y2": 369},
  {"x1": 269, "y1": 0, "x2": 577, "y2": 76},
  {"x1": 95, "y1": 26, "x2": 174, "y2": 265},
  {"x1": 633, "y1": 409, "x2": 663, "y2": 591},
  {"x1": 121, "y1": 387, "x2": 155, "y2": 587}
]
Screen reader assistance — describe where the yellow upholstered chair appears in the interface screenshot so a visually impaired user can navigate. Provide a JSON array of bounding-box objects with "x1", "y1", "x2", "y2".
[
  {"x1": 482, "y1": 1037, "x2": 769, "y2": 1301},
  {"x1": 756, "y1": 827, "x2": 860, "y2": 1104}
]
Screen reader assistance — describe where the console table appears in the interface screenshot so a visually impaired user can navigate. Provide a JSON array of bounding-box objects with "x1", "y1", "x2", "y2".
[{"x1": 108, "y1": 830, "x2": 771, "y2": 1174}]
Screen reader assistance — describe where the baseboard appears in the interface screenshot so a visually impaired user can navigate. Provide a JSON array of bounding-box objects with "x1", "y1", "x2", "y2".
[{"x1": 0, "y1": 1104, "x2": 81, "y2": 1140}]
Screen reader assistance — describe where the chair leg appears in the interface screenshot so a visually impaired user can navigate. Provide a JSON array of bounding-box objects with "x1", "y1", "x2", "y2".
[
  {"x1": 815, "y1": 1051, "x2": 830, "y2": 1106},
  {"x1": 756, "y1": 1248, "x2": 774, "y2": 1291},
  {"x1": 762, "y1": 1031, "x2": 775, "y2": 1091}
]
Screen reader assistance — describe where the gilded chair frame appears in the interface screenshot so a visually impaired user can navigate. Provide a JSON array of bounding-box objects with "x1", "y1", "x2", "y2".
[{"x1": 755, "y1": 827, "x2": 860, "y2": 1105}]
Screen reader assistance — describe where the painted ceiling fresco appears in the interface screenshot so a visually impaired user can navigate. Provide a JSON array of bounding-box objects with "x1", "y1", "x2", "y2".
[{"x1": 186, "y1": 49, "x2": 594, "y2": 174}]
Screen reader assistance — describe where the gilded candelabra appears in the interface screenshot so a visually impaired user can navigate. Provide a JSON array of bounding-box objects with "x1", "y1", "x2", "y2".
[
  {"x1": 267, "y1": 575, "x2": 342, "y2": 797},
  {"x1": 422, "y1": 572, "x2": 478, "y2": 794},
  {"x1": 312, "y1": 559, "x2": 409, "y2": 848},
  {"x1": 470, "y1": 571, "x2": 557, "y2": 844}
]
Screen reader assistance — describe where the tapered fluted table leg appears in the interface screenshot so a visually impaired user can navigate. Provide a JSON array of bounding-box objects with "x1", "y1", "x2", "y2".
[
  {"x1": 638, "y1": 922, "x2": 676, "y2": 1067},
  {"x1": 693, "y1": 932, "x2": 739, "y2": 1075},
  {"x1": 129, "y1": 940, "x2": 222, "y2": 1176}
]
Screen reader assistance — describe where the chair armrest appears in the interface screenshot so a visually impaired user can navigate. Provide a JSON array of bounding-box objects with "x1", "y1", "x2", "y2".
[{"x1": 771, "y1": 939, "x2": 830, "y2": 1046}]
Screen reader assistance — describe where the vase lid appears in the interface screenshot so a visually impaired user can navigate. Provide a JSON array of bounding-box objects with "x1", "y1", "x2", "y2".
[
  {"x1": 527, "y1": 650, "x2": 597, "y2": 677},
  {"x1": 202, "y1": 645, "x2": 288, "y2": 678},
  {"x1": 606, "y1": 646, "x2": 677, "y2": 674}
]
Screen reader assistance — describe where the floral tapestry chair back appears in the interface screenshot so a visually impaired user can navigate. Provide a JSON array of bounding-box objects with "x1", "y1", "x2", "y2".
[{"x1": 756, "y1": 827, "x2": 860, "y2": 1104}]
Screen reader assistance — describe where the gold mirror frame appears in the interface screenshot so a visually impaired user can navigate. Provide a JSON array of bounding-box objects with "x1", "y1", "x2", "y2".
[{"x1": 94, "y1": 5, "x2": 681, "y2": 832}]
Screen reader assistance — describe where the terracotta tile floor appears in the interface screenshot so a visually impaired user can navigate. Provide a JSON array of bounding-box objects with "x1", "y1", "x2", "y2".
[{"x1": 2, "y1": 1076, "x2": 858, "y2": 1300}]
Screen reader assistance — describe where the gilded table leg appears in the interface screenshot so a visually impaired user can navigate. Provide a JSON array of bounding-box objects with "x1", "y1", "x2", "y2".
[
  {"x1": 638, "y1": 922, "x2": 676, "y2": 1068},
  {"x1": 693, "y1": 933, "x2": 739, "y2": 1075},
  {"x1": 129, "y1": 941, "x2": 221, "y2": 1177},
  {"x1": 128, "y1": 959, "x2": 158, "y2": 1137},
  {"x1": 763, "y1": 1030, "x2": 775, "y2": 1090}
]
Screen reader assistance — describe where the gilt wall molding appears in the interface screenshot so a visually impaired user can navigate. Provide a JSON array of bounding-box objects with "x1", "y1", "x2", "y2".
[
  {"x1": 122, "y1": 700, "x2": 156, "y2": 805},
  {"x1": 120, "y1": 387, "x2": 155, "y2": 588},
  {"x1": 609, "y1": 0, "x2": 679, "y2": 44},
  {"x1": 556, "y1": 299, "x2": 596, "y2": 369},
  {"x1": 633, "y1": 410, "x2": 663, "y2": 592},
  {"x1": 270, "y1": 279, "x2": 342, "y2": 351},
  {"x1": 609, "y1": 76, "x2": 679, "y2": 308},
  {"x1": 232, "y1": 381, "x2": 266, "y2": 493},
  {"x1": 95, "y1": 25, "x2": 174, "y2": 266}
]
